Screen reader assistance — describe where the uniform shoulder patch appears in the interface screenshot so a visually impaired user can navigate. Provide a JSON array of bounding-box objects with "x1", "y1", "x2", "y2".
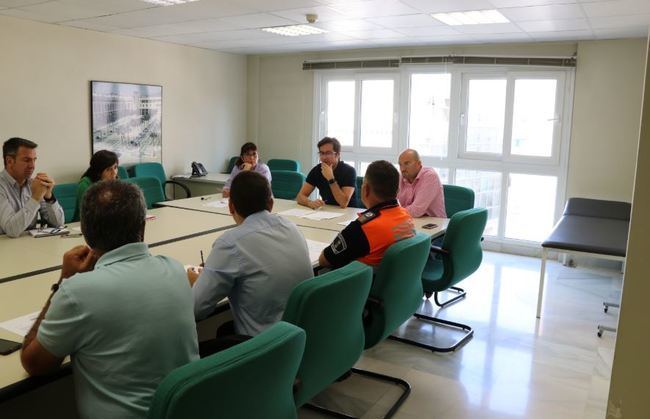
[
  {"x1": 330, "y1": 233, "x2": 347, "y2": 254},
  {"x1": 357, "y1": 210, "x2": 379, "y2": 225}
]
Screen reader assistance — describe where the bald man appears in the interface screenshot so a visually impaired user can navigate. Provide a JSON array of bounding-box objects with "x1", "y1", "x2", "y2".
[{"x1": 397, "y1": 149, "x2": 446, "y2": 218}]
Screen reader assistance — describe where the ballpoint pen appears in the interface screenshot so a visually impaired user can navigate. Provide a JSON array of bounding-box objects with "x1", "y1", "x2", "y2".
[{"x1": 200, "y1": 250, "x2": 205, "y2": 267}]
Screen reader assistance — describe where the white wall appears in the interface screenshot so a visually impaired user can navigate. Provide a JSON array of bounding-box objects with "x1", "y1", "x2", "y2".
[
  {"x1": 0, "y1": 15, "x2": 247, "y2": 183},
  {"x1": 607, "y1": 36, "x2": 650, "y2": 419},
  {"x1": 248, "y1": 39, "x2": 646, "y2": 203}
]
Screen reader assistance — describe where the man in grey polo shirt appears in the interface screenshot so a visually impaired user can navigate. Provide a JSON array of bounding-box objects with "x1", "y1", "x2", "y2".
[
  {"x1": 0, "y1": 137, "x2": 64, "y2": 237},
  {"x1": 189, "y1": 171, "x2": 313, "y2": 355},
  {"x1": 21, "y1": 181, "x2": 199, "y2": 419}
]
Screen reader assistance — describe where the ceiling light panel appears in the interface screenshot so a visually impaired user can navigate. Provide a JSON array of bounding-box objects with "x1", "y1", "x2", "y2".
[
  {"x1": 262, "y1": 24, "x2": 327, "y2": 36},
  {"x1": 432, "y1": 9, "x2": 509, "y2": 25}
]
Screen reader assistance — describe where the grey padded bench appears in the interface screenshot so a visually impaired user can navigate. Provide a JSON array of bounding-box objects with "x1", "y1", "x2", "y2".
[{"x1": 537, "y1": 198, "x2": 630, "y2": 320}]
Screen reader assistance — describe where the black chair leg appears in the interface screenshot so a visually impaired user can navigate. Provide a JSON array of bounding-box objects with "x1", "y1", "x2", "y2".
[
  {"x1": 389, "y1": 314, "x2": 473, "y2": 353},
  {"x1": 433, "y1": 287, "x2": 466, "y2": 308},
  {"x1": 303, "y1": 368, "x2": 411, "y2": 419}
]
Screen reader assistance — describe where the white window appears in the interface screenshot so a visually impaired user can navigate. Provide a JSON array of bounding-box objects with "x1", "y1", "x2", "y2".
[{"x1": 314, "y1": 65, "x2": 573, "y2": 246}]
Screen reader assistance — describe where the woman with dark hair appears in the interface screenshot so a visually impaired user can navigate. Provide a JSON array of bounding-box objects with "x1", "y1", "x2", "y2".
[
  {"x1": 222, "y1": 142, "x2": 271, "y2": 198},
  {"x1": 74, "y1": 150, "x2": 119, "y2": 219}
]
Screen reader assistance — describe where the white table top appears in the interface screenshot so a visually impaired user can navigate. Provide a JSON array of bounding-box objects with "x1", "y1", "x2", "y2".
[{"x1": 0, "y1": 206, "x2": 236, "y2": 283}]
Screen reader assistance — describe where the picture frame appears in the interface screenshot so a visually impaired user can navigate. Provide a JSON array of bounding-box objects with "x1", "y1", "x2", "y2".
[{"x1": 90, "y1": 81, "x2": 162, "y2": 165}]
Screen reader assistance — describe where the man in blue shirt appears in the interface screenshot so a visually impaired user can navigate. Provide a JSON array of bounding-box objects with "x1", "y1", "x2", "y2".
[
  {"x1": 21, "y1": 181, "x2": 199, "y2": 419},
  {"x1": 189, "y1": 171, "x2": 313, "y2": 356}
]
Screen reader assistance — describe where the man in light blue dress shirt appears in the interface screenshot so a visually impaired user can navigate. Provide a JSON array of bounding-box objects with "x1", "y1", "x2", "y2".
[
  {"x1": 0, "y1": 137, "x2": 64, "y2": 237},
  {"x1": 189, "y1": 171, "x2": 312, "y2": 355}
]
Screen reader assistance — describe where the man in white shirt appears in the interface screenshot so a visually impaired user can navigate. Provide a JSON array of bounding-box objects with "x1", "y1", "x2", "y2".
[{"x1": 0, "y1": 137, "x2": 64, "y2": 237}]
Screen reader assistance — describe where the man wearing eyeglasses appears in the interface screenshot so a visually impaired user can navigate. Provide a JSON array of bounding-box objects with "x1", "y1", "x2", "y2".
[{"x1": 297, "y1": 137, "x2": 356, "y2": 209}]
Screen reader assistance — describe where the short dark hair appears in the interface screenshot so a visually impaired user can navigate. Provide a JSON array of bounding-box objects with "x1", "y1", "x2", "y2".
[
  {"x1": 230, "y1": 171, "x2": 272, "y2": 218},
  {"x1": 3, "y1": 137, "x2": 38, "y2": 167},
  {"x1": 81, "y1": 180, "x2": 146, "y2": 252},
  {"x1": 317, "y1": 137, "x2": 341, "y2": 154},
  {"x1": 235, "y1": 142, "x2": 258, "y2": 167},
  {"x1": 82, "y1": 150, "x2": 119, "y2": 182},
  {"x1": 365, "y1": 160, "x2": 399, "y2": 202}
]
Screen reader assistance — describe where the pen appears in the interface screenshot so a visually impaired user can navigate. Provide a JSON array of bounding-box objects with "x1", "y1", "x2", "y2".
[{"x1": 200, "y1": 250, "x2": 205, "y2": 267}]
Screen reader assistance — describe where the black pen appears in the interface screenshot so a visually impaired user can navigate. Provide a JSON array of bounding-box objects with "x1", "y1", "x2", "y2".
[{"x1": 200, "y1": 250, "x2": 205, "y2": 267}]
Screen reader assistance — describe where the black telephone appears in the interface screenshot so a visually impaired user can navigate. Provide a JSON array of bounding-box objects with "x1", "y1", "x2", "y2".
[{"x1": 191, "y1": 161, "x2": 208, "y2": 177}]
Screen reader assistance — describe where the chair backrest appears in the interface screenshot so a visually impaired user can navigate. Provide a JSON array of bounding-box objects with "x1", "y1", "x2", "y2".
[
  {"x1": 117, "y1": 166, "x2": 129, "y2": 180},
  {"x1": 226, "y1": 156, "x2": 238, "y2": 174},
  {"x1": 282, "y1": 262, "x2": 373, "y2": 407},
  {"x1": 133, "y1": 162, "x2": 167, "y2": 186},
  {"x1": 271, "y1": 170, "x2": 306, "y2": 200},
  {"x1": 148, "y1": 321, "x2": 305, "y2": 419},
  {"x1": 354, "y1": 175, "x2": 365, "y2": 208},
  {"x1": 125, "y1": 177, "x2": 165, "y2": 208},
  {"x1": 268, "y1": 159, "x2": 301, "y2": 172},
  {"x1": 52, "y1": 183, "x2": 78, "y2": 223},
  {"x1": 443, "y1": 184, "x2": 475, "y2": 217},
  {"x1": 437, "y1": 208, "x2": 488, "y2": 289},
  {"x1": 364, "y1": 233, "x2": 432, "y2": 349}
]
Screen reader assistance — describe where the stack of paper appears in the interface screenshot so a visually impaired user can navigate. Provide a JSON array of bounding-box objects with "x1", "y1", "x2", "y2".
[
  {"x1": 203, "y1": 199, "x2": 229, "y2": 208},
  {"x1": 28, "y1": 227, "x2": 69, "y2": 238},
  {"x1": 278, "y1": 208, "x2": 342, "y2": 220},
  {"x1": 305, "y1": 239, "x2": 330, "y2": 264},
  {"x1": 0, "y1": 311, "x2": 39, "y2": 337}
]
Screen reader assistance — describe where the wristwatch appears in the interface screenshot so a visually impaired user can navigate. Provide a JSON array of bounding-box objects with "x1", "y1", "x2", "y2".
[{"x1": 328, "y1": 178, "x2": 337, "y2": 185}]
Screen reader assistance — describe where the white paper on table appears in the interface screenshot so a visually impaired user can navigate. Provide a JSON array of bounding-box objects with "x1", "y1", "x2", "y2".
[
  {"x1": 278, "y1": 208, "x2": 315, "y2": 217},
  {"x1": 305, "y1": 239, "x2": 330, "y2": 264},
  {"x1": 203, "y1": 199, "x2": 229, "y2": 208},
  {"x1": 337, "y1": 219, "x2": 355, "y2": 226},
  {"x1": 0, "y1": 311, "x2": 39, "y2": 337},
  {"x1": 302, "y1": 211, "x2": 341, "y2": 221}
]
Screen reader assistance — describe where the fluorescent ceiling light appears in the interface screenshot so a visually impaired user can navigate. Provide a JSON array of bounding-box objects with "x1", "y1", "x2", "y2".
[
  {"x1": 432, "y1": 9, "x2": 509, "y2": 26},
  {"x1": 142, "y1": 0, "x2": 199, "y2": 6},
  {"x1": 262, "y1": 24, "x2": 327, "y2": 37}
]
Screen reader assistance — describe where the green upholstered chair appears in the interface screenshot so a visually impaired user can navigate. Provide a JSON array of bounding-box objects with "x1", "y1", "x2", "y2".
[
  {"x1": 359, "y1": 233, "x2": 432, "y2": 417},
  {"x1": 225, "y1": 156, "x2": 238, "y2": 174},
  {"x1": 268, "y1": 159, "x2": 301, "y2": 172},
  {"x1": 354, "y1": 175, "x2": 365, "y2": 208},
  {"x1": 117, "y1": 165, "x2": 129, "y2": 180},
  {"x1": 443, "y1": 184, "x2": 474, "y2": 217},
  {"x1": 125, "y1": 177, "x2": 165, "y2": 209},
  {"x1": 132, "y1": 162, "x2": 191, "y2": 200},
  {"x1": 52, "y1": 183, "x2": 78, "y2": 223},
  {"x1": 147, "y1": 321, "x2": 306, "y2": 419},
  {"x1": 281, "y1": 262, "x2": 372, "y2": 415},
  {"x1": 270, "y1": 170, "x2": 306, "y2": 200},
  {"x1": 402, "y1": 208, "x2": 487, "y2": 352}
]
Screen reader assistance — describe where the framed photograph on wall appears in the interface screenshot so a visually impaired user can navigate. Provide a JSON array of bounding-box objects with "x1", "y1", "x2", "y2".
[{"x1": 90, "y1": 81, "x2": 162, "y2": 164}]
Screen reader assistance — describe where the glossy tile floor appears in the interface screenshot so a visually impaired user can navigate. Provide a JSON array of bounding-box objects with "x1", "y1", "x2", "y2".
[{"x1": 299, "y1": 251, "x2": 621, "y2": 419}]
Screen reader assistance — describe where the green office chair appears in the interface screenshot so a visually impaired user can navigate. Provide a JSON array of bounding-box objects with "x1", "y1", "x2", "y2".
[
  {"x1": 354, "y1": 175, "x2": 365, "y2": 208},
  {"x1": 282, "y1": 262, "x2": 372, "y2": 416},
  {"x1": 52, "y1": 183, "x2": 78, "y2": 223},
  {"x1": 117, "y1": 165, "x2": 129, "y2": 180},
  {"x1": 270, "y1": 170, "x2": 306, "y2": 199},
  {"x1": 443, "y1": 184, "x2": 474, "y2": 217},
  {"x1": 133, "y1": 162, "x2": 191, "y2": 200},
  {"x1": 148, "y1": 321, "x2": 306, "y2": 419},
  {"x1": 362, "y1": 233, "x2": 432, "y2": 417},
  {"x1": 225, "y1": 156, "x2": 238, "y2": 174},
  {"x1": 397, "y1": 208, "x2": 487, "y2": 353},
  {"x1": 268, "y1": 159, "x2": 301, "y2": 172},
  {"x1": 125, "y1": 177, "x2": 165, "y2": 209}
]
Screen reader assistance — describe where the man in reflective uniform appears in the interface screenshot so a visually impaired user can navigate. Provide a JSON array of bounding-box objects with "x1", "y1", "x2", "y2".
[{"x1": 319, "y1": 160, "x2": 414, "y2": 269}]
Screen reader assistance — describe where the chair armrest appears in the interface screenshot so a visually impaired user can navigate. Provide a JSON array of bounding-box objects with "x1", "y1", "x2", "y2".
[{"x1": 163, "y1": 180, "x2": 192, "y2": 199}]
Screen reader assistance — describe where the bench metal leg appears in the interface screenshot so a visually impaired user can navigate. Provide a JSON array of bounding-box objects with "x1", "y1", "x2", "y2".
[
  {"x1": 537, "y1": 248, "x2": 547, "y2": 319},
  {"x1": 597, "y1": 325, "x2": 617, "y2": 337},
  {"x1": 603, "y1": 301, "x2": 620, "y2": 313}
]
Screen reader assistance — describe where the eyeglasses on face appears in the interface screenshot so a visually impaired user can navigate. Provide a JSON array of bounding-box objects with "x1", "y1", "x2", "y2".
[{"x1": 318, "y1": 151, "x2": 337, "y2": 157}]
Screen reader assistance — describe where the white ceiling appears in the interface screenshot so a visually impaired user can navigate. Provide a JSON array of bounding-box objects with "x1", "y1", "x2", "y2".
[{"x1": 1, "y1": 0, "x2": 649, "y2": 55}]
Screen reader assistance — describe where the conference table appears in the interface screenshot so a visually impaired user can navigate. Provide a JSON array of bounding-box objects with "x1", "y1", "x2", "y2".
[{"x1": 0, "y1": 195, "x2": 447, "y2": 404}]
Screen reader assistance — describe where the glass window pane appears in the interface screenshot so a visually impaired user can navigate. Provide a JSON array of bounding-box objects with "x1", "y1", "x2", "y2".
[
  {"x1": 465, "y1": 79, "x2": 506, "y2": 154},
  {"x1": 359, "y1": 161, "x2": 399, "y2": 176},
  {"x1": 511, "y1": 79, "x2": 557, "y2": 157},
  {"x1": 408, "y1": 74, "x2": 451, "y2": 158},
  {"x1": 326, "y1": 81, "x2": 355, "y2": 147},
  {"x1": 433, "y1": 167, "x2": 449, "y2": 184},
  {"x1": 360, "y1": 80, "x2": 394, "y2": 148},
  {"x1": 456, "y1": 169, "x2": 501, "y2": 236},
  {"x1": 505, "y1": 173, "x2": 557, "y2": 241}
]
